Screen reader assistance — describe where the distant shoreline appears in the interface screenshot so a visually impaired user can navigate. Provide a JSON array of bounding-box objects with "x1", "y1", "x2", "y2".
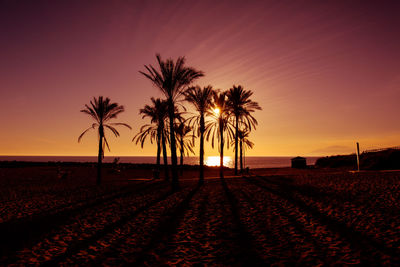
[{"x1": 0, "y1": 156, "x2": 320, "y2": 169}]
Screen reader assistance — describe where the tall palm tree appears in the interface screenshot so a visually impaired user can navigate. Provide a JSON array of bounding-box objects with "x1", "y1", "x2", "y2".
[
  {"x1": 78, "y1": 96, "x2": 131, "y2": 185},
  {"x1": 175, "y1": 122, "x2": 194, "y2": 174},
  {"x1": 226, "y1": 85, "x2": 261, "y2": 175},
  {"x1": 140, "y1": 54, "x2": 204, "y2": 190},
  {"x1": 205, "y1": 91, "x2": 234, "y2": 179},
  {"x1": 133, "y1": 98, "x2": 169, "y2": 180},
  {"x1": 184, "y1": 85, "x2": 214, "y2": 184}
]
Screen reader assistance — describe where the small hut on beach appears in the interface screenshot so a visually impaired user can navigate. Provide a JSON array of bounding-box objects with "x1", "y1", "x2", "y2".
[{"x1": 291, "y1": 156, "x2": 307, "y2": 168}]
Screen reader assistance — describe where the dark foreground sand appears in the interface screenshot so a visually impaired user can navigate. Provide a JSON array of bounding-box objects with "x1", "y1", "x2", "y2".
[{"x1": 0, "y1": 164, "x2": 399, "y2": 265}]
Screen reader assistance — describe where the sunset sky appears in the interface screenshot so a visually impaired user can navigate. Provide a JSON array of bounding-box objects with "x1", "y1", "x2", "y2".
[{"x1": 1, "y1": 0, "x2": 400, "y2": 157}]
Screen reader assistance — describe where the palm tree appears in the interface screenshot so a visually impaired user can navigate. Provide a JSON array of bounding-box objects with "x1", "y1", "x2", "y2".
[
  {"x1": 175, "y1": 122, "x2": 194, "y2": 174},
  {"x1": 140, "y1": 54, "x2": 204, "y2": 191},
  {"x1": 226, "y1": 85, "x2": 261, "y2": 175},
  {"x1": 133, "y1": 98, "x2": 169, "y2": 180},
  {"x1": 78, "y1": 96, "x2": 131, "y2": 185},
  {"x1": 240, "y1": 129, "x2": 254, "y2": 173},
  {"x1": 231, "y1": 128, "x2": 254, "y2": 173},
  {"x1": 184, "y1": 85, "x2": 214, "y2": 184},
  {"x1": 205, "y1": 91, "x2": 234, "y2": 179}
]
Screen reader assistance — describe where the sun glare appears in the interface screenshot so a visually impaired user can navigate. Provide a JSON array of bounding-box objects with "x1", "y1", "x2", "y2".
[
  {"x1": 205, "y1": 156, "x2": 232, "y2": 167},
  {"x1": 214, "y1": 107, "x2": 220, "y2": 115}
]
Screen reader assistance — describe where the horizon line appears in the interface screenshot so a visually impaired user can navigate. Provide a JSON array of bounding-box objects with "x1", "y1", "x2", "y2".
[{"x1": 0, "y1": 154, "x2": 325, "y2": 158}]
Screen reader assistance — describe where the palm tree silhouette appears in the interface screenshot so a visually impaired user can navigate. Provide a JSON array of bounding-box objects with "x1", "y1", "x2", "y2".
[
  {"x1": 78, "y1": 96, "x2": 131, "y2": 185},
  {"x1": 226, "y1": 85, "x2": 261, "y2": 175},
  {"x1": 175, "y1": 122, "x2": 194, "y2": 175},
  {"x1": 184, "y1": 85, "x2": 214, "y2": 184},
  {"x1": 140, "y1": 54, "x2": 203, "y2": 190},
  {"x1": 231, "y1": 128, "x2": 254, "y2": 173},
  {"x1": 205, "y1": 91, "x2": 234, "y2": 179},
  {"x1": 240, "y1": 129, "x2": 254, "y2": 173},
  {"x1": 133, "y1": 98, "x2": 169, "y2": 180}
]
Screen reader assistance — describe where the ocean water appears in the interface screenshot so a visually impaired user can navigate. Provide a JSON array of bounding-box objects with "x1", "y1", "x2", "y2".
[{"x1": 0, "y1": 156, "x2": 319, "y2": 169}]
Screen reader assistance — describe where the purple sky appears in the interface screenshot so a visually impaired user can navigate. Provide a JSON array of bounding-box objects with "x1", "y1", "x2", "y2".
[{"x1": 1, "y1": 0, "x2": 400, "y2": 156}]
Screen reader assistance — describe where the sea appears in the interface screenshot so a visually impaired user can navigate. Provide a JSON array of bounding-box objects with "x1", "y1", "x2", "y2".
[{"x1": 0, "y1": 156, "x2": 320, "y2": 169}]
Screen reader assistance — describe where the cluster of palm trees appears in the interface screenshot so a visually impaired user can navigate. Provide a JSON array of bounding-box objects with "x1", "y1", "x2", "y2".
[{"x1": 79, "y1": 54, "x2": 261, "y2": 189}]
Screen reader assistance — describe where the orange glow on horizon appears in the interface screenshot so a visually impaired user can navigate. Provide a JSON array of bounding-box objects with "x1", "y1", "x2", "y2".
[{"x1": 205, "y1": 156, "x2": 232, "y2": 167}]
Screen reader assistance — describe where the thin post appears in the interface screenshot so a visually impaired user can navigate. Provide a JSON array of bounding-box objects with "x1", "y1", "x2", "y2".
[{"x1": 356, "y1": 142, "x2": 360, "y2": 171}]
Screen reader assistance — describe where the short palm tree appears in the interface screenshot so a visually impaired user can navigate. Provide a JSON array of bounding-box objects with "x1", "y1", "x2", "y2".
[
  {"x1": 78, "y1": 96, "x2": 131, "y2": 185},
  {"x1": 240, "y1": 129, "x2": 254, "y2": 173},
  {"x1": 226, "y1": 85, "x2": 261, "y2": 175},
  {"x1": 184, "y1": 85, "x2": 214, "y2": 184},
  {"x1": 140, "y1": 54, "x2": 204, "y2": 191},
  {"x1": 133, "y1": 98, "x2": 169, "y2": 180},
  {"x1": 205, "y1": 91, "x2": 234, "y2": 179},
  {"x1": 175, "y1": 122, "x2": 195, "y2": 174},
  {"x1": 231, "y1": 128, "x2": 254, "y2": 173}
]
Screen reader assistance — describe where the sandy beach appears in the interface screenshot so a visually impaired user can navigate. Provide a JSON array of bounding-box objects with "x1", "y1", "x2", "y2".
[
  {"x1": 0, "y1": 164, "x2": 399, "y2": 265},
  {"x1": 2, "y1": 1, "x2": 400, "y2": 265}
]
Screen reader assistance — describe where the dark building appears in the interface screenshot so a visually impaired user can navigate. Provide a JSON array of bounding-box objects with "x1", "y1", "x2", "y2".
[{"x1": 291, "y1": 156, "x2": 307, "y2": 168}]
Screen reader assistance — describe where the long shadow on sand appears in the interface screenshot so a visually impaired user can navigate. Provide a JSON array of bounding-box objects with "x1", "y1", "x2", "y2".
[
  {"x1": 0, "y1": 180, "x2": 166, "y2": 264},
  {"x1": 244, "y1": 176, "x2": 400, "y2": 264},
  {"x1": 39, "y1": 185, "x2": 175, "y2": 266},
  {"x1": 127, "y1": 183, "x2": 202, "y2": 266},
  {"x1": 261, "y1": 175, "x2": 399, "y2": 217},
  {"x1": 237, "y1": 182, "x2": 334, "y2": 263},
  {"x1": 220, "y1": 177, "x2": 265, "y2": 265}
]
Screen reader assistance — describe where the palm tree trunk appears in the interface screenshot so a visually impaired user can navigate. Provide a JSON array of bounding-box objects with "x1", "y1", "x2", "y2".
[
  {"x1": 97, "y1": 127, "x2": 104, "y2": 185},
  {"x1": 219, "y1": 118, "x2": 224, "y2": 179},
  {"x1": 156, "y1": 141, "x2": 161, "y2": 166},
  {"x1": 244, "y1": 145, "x2": 246, "y2": 171},
  {"x1": 168, "y1": 101, "x2": 179, "y2": 190},
  {"x1": 180, "y1": 137, "x2": 184, "y2": 175},
  {"x1": 155, "y1": 127, "x2": 161, "y2": 179},
  {"x1": 199, "y1": 114, "x2": 205, "y2": 184},
  {"x1": 234, "y1": 116, "x2": 239, "y2": 175},
  {"x1": 240, "y1": 138, "x2": 243, "y2": 174},
  {"x1": 157, "y1": 127, "x2": 161, "y2": 166},
  {"x1": 161, "y1": 128, "x2": 169, "y2": 181}
]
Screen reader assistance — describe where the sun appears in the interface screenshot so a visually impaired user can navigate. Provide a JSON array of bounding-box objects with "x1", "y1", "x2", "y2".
[
  {"x1": 205, "y1": 156, "x2": 232, "y2": 167},
  {"x1": 214, "y1": 107, "x2": 220, "y2": 115}
]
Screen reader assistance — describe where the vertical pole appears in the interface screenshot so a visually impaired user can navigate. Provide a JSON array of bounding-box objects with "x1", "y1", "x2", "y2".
[{"x1": 356, "y1": 142, "x2": 360, "y2": 172}]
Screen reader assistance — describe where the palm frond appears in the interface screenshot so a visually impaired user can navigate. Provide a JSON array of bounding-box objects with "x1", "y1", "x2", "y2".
[
  {"x1": 140, "y1": 54, "x2": 204, "y2": 104},
  {"x1": 103, "y1": 136, "x2": 111, "y2": 152},
  {"x1": 78, "y1": 125, "x2": 95, "y2": 142},
  {"x1": 109, "y1": 122, "x2": 132, "y2": 130},
  {"x1": 104, "y1": 125, "x2": 120, "y2": 137},
  {"x1": 78, "y1": 96, "x2": 129, "y2": 153}
]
